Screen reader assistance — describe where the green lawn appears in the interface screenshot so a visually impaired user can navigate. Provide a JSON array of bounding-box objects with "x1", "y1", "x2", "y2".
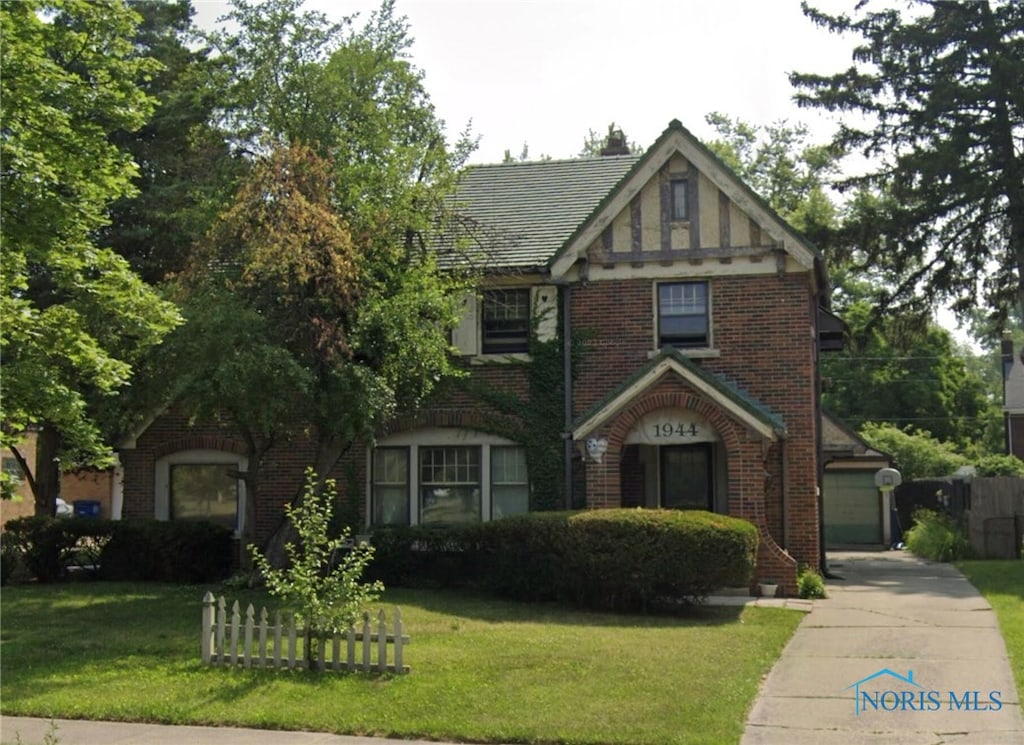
[
  {"x1": 957, "y1": 560, "x2": 1024, "y2": 697},
  {"x1": 0, "y1": 583, "x2": 802, "y2": 745}
]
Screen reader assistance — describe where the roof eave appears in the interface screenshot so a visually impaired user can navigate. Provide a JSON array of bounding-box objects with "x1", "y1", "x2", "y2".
[{"x1": 572, "y1": 350, "x2": 783, "y2": 442}]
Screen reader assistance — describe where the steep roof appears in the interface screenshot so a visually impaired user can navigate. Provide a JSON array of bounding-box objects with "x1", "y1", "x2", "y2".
[
  {"x1": 442, "y1": 155, "x2": 639, "y2": 269},
  {"x1": 822, "y1": 411, "x2": 889, "y2": 459},
  {"x1": 573, "y1": 347, "x2": 787, "y2": 441},
  {"x1": 548, "y1": 119, "x2": 822, "y2": 278}
]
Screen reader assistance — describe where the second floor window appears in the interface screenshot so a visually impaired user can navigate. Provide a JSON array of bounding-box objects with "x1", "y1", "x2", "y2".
[
  {"x1": 658, "y1": 281, "x2": 709, "y2": 348},
  {"x1": 482, "y1": 288, "x2": 530, "y2": 354},
  {"x1": 671, "y1": 179, "x2": 689, "y2": 220}
]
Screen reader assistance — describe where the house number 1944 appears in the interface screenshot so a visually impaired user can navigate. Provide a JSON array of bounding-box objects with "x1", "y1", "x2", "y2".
[{"x1": 653, "y1": 422, "x2": 699, "y2": 438}]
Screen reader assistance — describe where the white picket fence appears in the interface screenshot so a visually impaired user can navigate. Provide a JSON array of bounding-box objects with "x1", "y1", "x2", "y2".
[{"x1": 201, "y1": 592, "x2": 410, "y2": 673}]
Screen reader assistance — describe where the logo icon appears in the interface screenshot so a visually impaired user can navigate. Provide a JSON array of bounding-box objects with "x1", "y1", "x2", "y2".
[{"x1": 844, "y1": 669, "x2": 1002, "y2": 715}]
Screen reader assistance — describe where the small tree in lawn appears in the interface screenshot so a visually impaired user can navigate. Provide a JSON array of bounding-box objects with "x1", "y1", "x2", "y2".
[{"x1": 250, "y1": 468, "x2": 382, "y2": 669}]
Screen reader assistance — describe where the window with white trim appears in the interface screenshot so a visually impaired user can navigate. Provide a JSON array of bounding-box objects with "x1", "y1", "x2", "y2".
[
  {"x1": 155, "y1": 449, "x2": 247, "y2": 534},
  {"x1": 367, "y1": 429, "x2": 529, "y2": 526},
  {"x1": 372, "y1": 448, "x2": 409, "y2": 525},
  {"x1": 482, "y1": 289, "x2": 530, "y2": 354},
  {"x1": 658, "y1": 281, "x2": 709, "y2": 349},
  {"x1": 491, "y1": 446, "x2": 529, "y2": 517},
  {"x1": 169, "y1": 463, "x2": 238, "y2": 530},
  {"x1": 419, "y1": 446, "x2": 481, "y2": 524}
]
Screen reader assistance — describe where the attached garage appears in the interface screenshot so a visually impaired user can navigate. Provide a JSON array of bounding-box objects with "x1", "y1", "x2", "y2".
[{"x1": 822, "y1": 413, "x2": 892, "y2": 548}]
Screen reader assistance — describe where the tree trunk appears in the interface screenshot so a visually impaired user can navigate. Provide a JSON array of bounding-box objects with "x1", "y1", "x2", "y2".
[
  {"x1": 33, "y1": 426, "x2": 62, "y2": 517},
  {"x1": 260, "y1": 438, "x2": 350, "y2": 568}
]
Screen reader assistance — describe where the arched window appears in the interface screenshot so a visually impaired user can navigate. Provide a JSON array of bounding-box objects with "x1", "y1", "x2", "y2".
[{"x1": 154, "y1": 450, "x2": 247, "y2": 534}]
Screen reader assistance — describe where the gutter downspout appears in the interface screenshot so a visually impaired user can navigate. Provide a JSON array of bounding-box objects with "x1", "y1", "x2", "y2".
[
  {"x1": 780, "y1": 436, "x2": 788, "y2": 552},
  {"x1": 813, "y1": 296, "x2": 833, "y2": 578},
  {"x1": 562, "y1": 283, "x2": 574, "y2": 510}
]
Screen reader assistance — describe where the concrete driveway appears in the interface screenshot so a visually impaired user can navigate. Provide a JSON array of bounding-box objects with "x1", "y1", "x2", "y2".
[{"x1": 741, "y1": 550, "x2": 1024, "y2": 744}]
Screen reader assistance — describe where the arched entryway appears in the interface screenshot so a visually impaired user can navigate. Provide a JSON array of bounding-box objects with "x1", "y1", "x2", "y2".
[{"x1": 620, "y1": 408, "x2": 728, "y2": 512}]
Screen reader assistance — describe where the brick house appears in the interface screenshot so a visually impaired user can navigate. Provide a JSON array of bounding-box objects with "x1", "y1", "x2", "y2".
[{"x1": 117, "y1": 120, "x2": 840, "y2": 594}]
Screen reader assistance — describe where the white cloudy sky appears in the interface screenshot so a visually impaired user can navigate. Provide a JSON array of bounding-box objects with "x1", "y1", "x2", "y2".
[
  {"x1": 191, "y1": 0, "x2": 976, "y2": 342},
  {"x1": 192, "y1": 0, "x2": 861, "y2": 163}
]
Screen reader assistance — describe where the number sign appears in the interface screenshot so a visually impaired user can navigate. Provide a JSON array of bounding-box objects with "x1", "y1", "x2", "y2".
[{"x1": 625, "y1": 409, "x2": 717, "y2": 445}]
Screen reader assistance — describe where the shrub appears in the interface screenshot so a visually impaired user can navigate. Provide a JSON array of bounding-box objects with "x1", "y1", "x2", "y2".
[
  {"x1": 904, "y1": 508, "x2": 974, "y2": 562},
  {"x1": 368, "y1": 522, "x2": 483, "y2": 588},
  {"x1": 561, "y1": 510, "x2": 758, "y2": 610},
  {"x1": 251, "y1": 470, "x2": 382, "y2": 669},
  {"x1": 797, "y1": 566, "x2": 827, "y2": 599},
  {"x1": 0, "y1": 538, "x2": 19, "y2": 585},
  {"x1": 375, "y1": 509, "x2": 759, "y2": 611},
  {"x1": 476, "y1": 511, "x2": 574, "y2": 601},
  {"x1": 100, "y1": 520, "x2": 233, "y2": 583},
  {"x1": 4, "y1": 516, "x2": 115, "y2": 582},
  {"x1": 858, "y1": 423, "x2": 966, "y2": 481},
  {"x1": 973, "y1": 453, "x2": 1024, "y2": 477}
]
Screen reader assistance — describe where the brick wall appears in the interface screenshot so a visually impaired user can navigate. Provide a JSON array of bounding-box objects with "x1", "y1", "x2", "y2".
[
  {"x1": 571, "y1": 272, "x2": 820, "y2": 583},
  {"x1": 120, "y1": 269, "x2": 821, "y2": 591}
]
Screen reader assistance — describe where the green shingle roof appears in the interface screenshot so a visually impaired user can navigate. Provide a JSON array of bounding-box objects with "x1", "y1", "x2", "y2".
[{"x1": 445, "y1": 155, "x2": 639, "y2": 269}]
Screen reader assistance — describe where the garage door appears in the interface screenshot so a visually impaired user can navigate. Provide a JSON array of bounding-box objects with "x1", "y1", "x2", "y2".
[{"x1": 824, "y1": 471, "x2": 881, "y2": 545}]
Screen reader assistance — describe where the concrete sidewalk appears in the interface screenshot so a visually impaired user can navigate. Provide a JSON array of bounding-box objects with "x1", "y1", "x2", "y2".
[
  {"x1": 741, "y1": 550, "x2": 1024, "y2": 745},
  {"x1": 0, "y1": 717, "x2": 462, "y2": 745}
]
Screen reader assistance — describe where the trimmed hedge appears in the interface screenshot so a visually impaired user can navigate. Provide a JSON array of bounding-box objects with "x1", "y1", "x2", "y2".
[
  {"x1": 3, "y1": 516, "x2": 115, "y2": 582},
  {"x1": 100, "y1": 520, "x2": 233, "y2": 583},
  {"x1": 367, "y1": 523, "x2": 483, "y2": 588},
  {"x1": 371, "y1": 509, "x2": 759, "y2": 611},
  {"x1": 2, "y1": 517, "x2": 233, "y2": 583}
]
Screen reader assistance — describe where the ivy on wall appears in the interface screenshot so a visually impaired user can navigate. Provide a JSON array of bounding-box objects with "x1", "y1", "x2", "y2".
[{"x1": 453, "y1": 290, "x2": 588, "y2": 511}]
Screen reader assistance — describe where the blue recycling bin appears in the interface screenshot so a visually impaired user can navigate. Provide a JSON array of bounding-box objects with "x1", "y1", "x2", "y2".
[{"x1": 73, "y1": 500, "x2": 101, "y2": 518}]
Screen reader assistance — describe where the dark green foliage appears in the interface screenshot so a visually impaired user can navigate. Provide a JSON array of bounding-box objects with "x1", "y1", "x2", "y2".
[
  {"x1": 475, "y1": 512, "x2": 574, "y2": 601},
  {"x1": 797, "y1": 566, "x2": 827, "y2": 599},
  {"x1": 555, "y1": 510, "x2": 758, "y2": 610},
  {"x1": 905, "y1": 508, "x2": 974, "y2": 562},
  {"x1": 371, "y1": 509, "x2": 758, "y2": 611},
  {"x1": 99, "y1": 520, "x2": 233, "y2": 583},
  {"x1": 792, "y1": 1, "x2": 1024, "y2": 327},
  {"x1": 3, "y1": 516, "x2": 115, "y2": 582},
  {"x1": 367, "y1": 523, "x2": 483, "y2": 588},
  {"x1": 102, "y1": 0, "x2": 241, "y2": 284},
  {"x1": 3, "y1": 516, "x2": 232, "y2": 583},
  {"x1": 974, "y1": 453, "x2": 1024, "y2": 477},
  {"x1": 823, "y1": 306, "x2": 997, "y2": 451}
]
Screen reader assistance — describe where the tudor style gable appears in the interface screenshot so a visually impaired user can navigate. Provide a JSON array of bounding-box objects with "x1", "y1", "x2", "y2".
[{"x1": 549, "y1": 120, "x2": 819, "y2": 282}]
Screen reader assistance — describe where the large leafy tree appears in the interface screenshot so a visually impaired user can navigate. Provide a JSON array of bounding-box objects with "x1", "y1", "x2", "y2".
[
  {"x1": 1, "y1": 0, "x2": 181, "y2": 513},
  {"x1": 703, "y1": 112, "x2": 840, "y2": 249},
  {"x1": 163, "y1": 0, "x2": 473, "y2": 561},
  {"x1": 790, "y1": 0, "x2": 1024, "y2": 331},
  {"x1": 822, "y1": 301, "x2": 998, "y2": 451},
  {"x1": 187, "y1": 143, "x2": 465, "y2": 562},
  {"x1": 101, "y1": 0, "x2": 242, "y2": 284},
  {"x1": 704, "y1": 112, "x2": 1000, "y2": 454}
]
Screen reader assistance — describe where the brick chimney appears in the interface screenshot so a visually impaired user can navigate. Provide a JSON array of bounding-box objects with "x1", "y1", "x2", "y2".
[{"x1": 600, "y1": 129, "x2": 630, "y2": 156}]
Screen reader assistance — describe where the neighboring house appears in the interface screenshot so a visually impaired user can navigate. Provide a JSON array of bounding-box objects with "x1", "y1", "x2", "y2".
[
  {"x1": 822, "y1": 412, "x2": 892, "y2": 547},
  {"x1": 117, "y1": 120, "x2": 842, "y2": 594},
  {"x1": 1, "y1": 430, "x2": 114, "y2": 528},
  {"x1": 1002, "y1": 340, "x2": 1024, "y2": 460}
]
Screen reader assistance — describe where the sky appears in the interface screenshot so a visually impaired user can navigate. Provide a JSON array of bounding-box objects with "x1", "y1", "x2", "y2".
[
  {"x1": 189, "y1": 0, "x2": 976, "y2": 344},
  {"x1": 191, "y1": 0, "x2": 860, "y2": 164}
]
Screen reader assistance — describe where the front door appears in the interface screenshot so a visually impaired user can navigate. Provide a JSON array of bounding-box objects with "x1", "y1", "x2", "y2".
[{"x1": 660, "y1": 444, "x2": 713, "y2": 510}]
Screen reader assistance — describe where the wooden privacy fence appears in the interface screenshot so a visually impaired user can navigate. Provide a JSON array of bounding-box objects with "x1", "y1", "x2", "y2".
[{"x1": 201, "y1": 593, "x2": 410, "y2": 673}]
